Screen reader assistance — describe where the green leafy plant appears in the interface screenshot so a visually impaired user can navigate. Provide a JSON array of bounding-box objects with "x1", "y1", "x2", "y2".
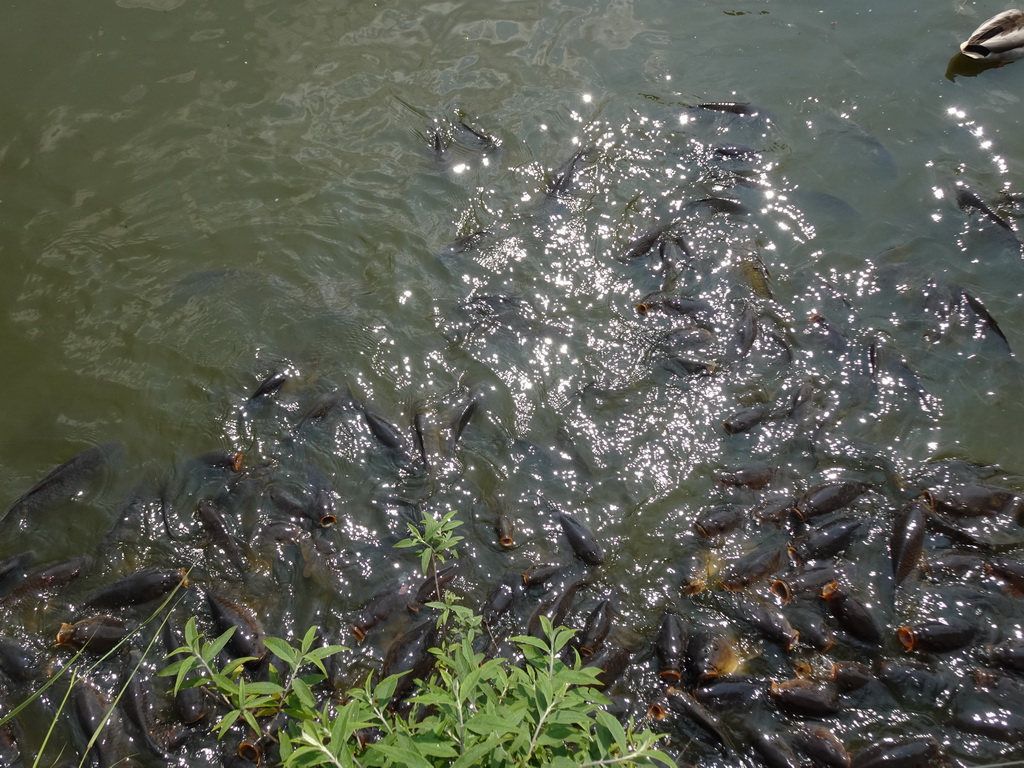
[
  {"x1": 395, "y1": 508, "x2": 469, "y2": 633},
  {"x1": 157, "y1": 510, "x2": 671, "y2": 767},
  {"x1": 160, "y1": 621, "x2": 343, "y2": 749},
  {"x1": 165, "y1": 616, "x2": 670, "y2": 767},
  {"x1": 394, "y1": 508, "x2": 464, "y2": 574}
]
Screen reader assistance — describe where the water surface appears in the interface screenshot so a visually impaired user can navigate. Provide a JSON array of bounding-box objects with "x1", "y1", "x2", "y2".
[{"x1": 3, "y1": 0, "x2": 1024, "y2": 764}]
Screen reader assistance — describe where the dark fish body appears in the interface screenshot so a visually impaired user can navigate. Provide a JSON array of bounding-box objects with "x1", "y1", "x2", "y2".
[
  {"x1": 351, "y1": 582, "x2": 416, "y2": 642},
  {"x1": 268, "y1": 486, "x2": 310, "y2": 524},
  {"x1": 788, "y1": 381, "x2": 816, "y2": 420},
  {"x1": 362, "y1": 408, "x2": 411, "y2": 464},
  {"x1": 441, "y1": 229, "x2": 490, "y2": 256},
  {"x1": 657, "y1": 235, "x2": 694, "y2": 286},
  {"x1": 618, "y1": 222, "x2": 676, "y2": 262},
  {"x1": 984, "y1": 639, "x2": 1024, "y2": 671},
  {"x1": 953, "y1": 704, "x2": 1024, "y2": 743},
  {"x1": 719, "y1": 541, "x2": 787, "y2": 591},
  {"x1": 716, "y1": 464, "x2": 774, "y2": 490},
  {"x1": 494, "y1": 505, "x2": 515, "y2": 550},
  {"x1": 414, "y1": 562, "x2": 458, "y2": 605},
  {"x1": 897, "y1": 619, "x2": 976, "y2": 653},
  {"x1": 791, "y1": 726, "x2": 850, "y2": 768},
  {"x1": 295, "y1": 392, "x2": 347, "y2": 432},
  {"x1": 583, "y1": 643, "x2": 631, "y2": 688},
  {"x1": 4, "y1": 442, "x2": 122, "y2": 522},
  {"x1": 0, "y1": 637, "x2": 39, "y2": 683},
  {"x1": 694, "y1": 504, "x2": 743, "y2": 538},
  {"x1": 711, "y1": 143, "x2": 760, "y2": 159},
  {"x1": 0, "y1": 552, "x2": 35, "y2": 586},
  {"x1": 55, "y1": 616, "x2": 128, "y2": 654},
  {"x1": 73, "y1": 679, "x2": 133, "y2": 768},
  {"x1": 271, "y1": 483, "x2": 335, "y2": 529},
  {"x1": 248, "y1": 370, "x2": 288, "y2": 401},
  {"x1": 732, "y1": 304, "x2": 758, "y2": 359},
  {"x1": 0, "y1": 552, "x2": 36, "y2": 601},
  {"x1": 986, "y1": 557, "x2": 1024, "y2": 591},
  {"x1": 453, "y1": 120, "x2": 497, "y2": 151},
  {"x1": 548, "y1": 578, "x2": 588, "y2": 629},
  {"x1": 665, "y1": 688, "x2": 735, "y2": 757},
  {"x1": 733, "y1": 596, "x2": 799, "y2": 650},
  {"x1": 685, "y1": 197, "x2": 753, "y2": 216},
  {"x1": 194, "y1": 450, "x2": 243, "y2": 471},
  {"x1": 960, "y1": 290, "x2": 1011, "y2": 349},
  {"x1": 926, "y1": 549, "x2": 985, "y2": 578},
  {"x1": 851, "y1": 735, "x2": 939, "y2": 768},
  {"x1": 770, "y1": 680, "x2": 839, "y2": 718},
  {"x1": 866, "y1": 342, "x2": 933, "y2": 411},
  {"x1": 820, "y1": 582, "x2": 882, "y2": 645},
  {"x1": 788, "y1": 607, "x2": 836, "y2": 652},
  {"x1": 0, "y1": 715, "x2": 18, "y2": 766},
  {"x1": 740, "y1": 252, "x2": 773, "y2": 299},
  {"x1": 772, "y1": 565, "x2": 839, "y2": 603},
  {"x1": 522, "y1": 563, "x2": 565, "y2": 587},
  {"x1": 196, "y1": 500, "x2": 248, "y2": 574},
  {"x1": 412, "y1": 406, "x2": 442, "y2": 474},
  {"x1": 309, "y1": 477, "x2": 338, "y2": 529},
  {"x1": 427, "y1": 123, "x2": 448, "y2": 158},
  {"x1": 663, "y1": 356, "x2": 718, "y2": 377},
  {"x1": 0, "y1": 556, "x2": 91, "y2": 605},
  {"x1": 381, "y1": 620, "x2": 438, "y2": 708},
  {"x1": 121, "y1": 649, "x2": 174, "y2": 758},
  {"x1": 656, "y1": 612, "x2": 686, "y2": 681},
  {"x1": 558, "y1": 512, "x2": 605, "y2": 566},
  {"x1": 576, "y1": 599, "x2": 613, "y2": 656},
  {"x1": 795, "y1": 481, "x2": 869, "y2": 521},
  {"x1": 162, "y1": 622, "x2": 207, "y2": 724},
  {"x1": 85, "y1": 568, "x2": 187, "y2": 609},
  {"x1": 694, "y1": 677, "x2": 766, "y2": 708},
  {"x1": 638, "y1": 295, "x2": 714, "y2": 318},
  {"x1": 723, "y1": 404, "x2": 769, "y2": 434},
  {"x1": 756, "y1": 497, "x2": 796, "y2": 524},
  {"x1": 450, "y1": 389, "x2": 482, "y2": 450},
  {"x1": 546, "y1": 146, "x2": 595, "y2": 198},
  {"x1": 922, "y1": 507, "x2": 986, "y2": 548},
  {"x1": 686, "y1": 630, "x2": 738, "y2": 683},
  {"x1": 891, "y1": 500, "x2": 927, "y2": 584},
  {"x1": 831, "y1": 661, "x2": 872, "y2": 693},
  {"x1": 957, "y1": 187, "x2": 1016, "y2": 234},
  {"x1": 925, "y1": 483, "x2": 1020, "y2": 518},
  {"x1": 207, "y1": 592, "x2": 266, "y2": 664},
  {"x1": 878, "y1": 660, "x2": 951, "y2": 705},
  {"x1": 808, "y1": 313, "x2": 848, "y2": 354},
  {"x1": 661, "y1": 327, "x2": 713, "y2": 349},
  {"x1": 697, "y1": 102, "x2": 768, "y2": 118},
  {"x1": 750, "y1": 730, "x2": 801, "y2": 768},
  {"x1": 792, "y1": 517, "x2": 861, "y2": 562},
  {"x1": 555, "y1": 425, "x2": 593, "y2": 480}
]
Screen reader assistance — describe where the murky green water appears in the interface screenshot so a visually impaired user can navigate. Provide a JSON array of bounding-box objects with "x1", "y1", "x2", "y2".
[{"x1": 4, "y1": 0, "x2": 1024, "y2": 765}]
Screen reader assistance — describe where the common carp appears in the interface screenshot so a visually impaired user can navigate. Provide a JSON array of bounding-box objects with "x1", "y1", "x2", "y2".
[
  {"x1": 556, "y1": 509, "x2": 605, "y2": 566},
  {"x1": 3, "y1": 442, "x2": 123, "y2": 524},
  {"x1": 546, "y1": 146, "x2": 596, "y2": 198}
]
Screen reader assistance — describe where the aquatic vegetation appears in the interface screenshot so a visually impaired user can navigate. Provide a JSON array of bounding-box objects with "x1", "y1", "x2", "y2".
[{"x1": 156, "y1": 511, "x2": 672, "y2": 767}]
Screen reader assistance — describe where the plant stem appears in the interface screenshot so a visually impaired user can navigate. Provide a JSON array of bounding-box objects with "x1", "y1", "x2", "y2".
[
  {"x1": 579, "y1": 751, "x2": 657, "y2": 767},
  {"x1": 522, "y1": 695, "x2": 558, "y2": 766},
  {"x1": 35, "y1": 669, "x2": 77, "y2": 768}
]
